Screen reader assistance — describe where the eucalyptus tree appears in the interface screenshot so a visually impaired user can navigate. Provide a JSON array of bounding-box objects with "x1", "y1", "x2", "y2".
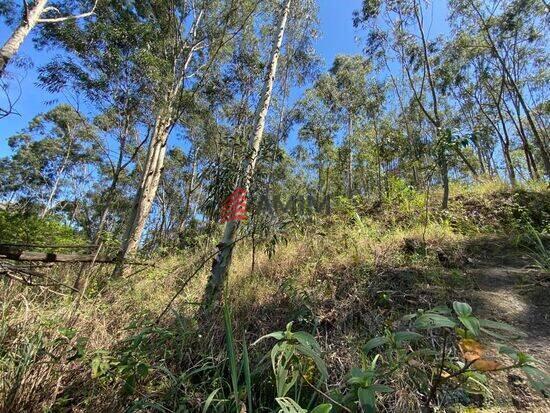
[
  {"x1": 91, "y1": 0, "x2": 266, "y2": 275},
  {"x1": 0, "y1": 0, "x2": 98, "y2": 76},
  {"x1": 356, "y1": 0, "x2": 462, "y2": 208},
  {"x1": 296, "y1": 85, "x2": 339, "y2": 202},
  {"x1": 0, "y1": 104, "x2": 95, "y2": 217},
  {"x1": 38, "y1": 0, "x2": 169, "y2": 242},
  {"x1": 449, "y1": 0, "x2": 550, "y2": 178},
  {"x1": 322, "y1": 55, "x2": 375, "y2": 197},
  {"x1": 203, "y1": 0, "x2": 320, "y2": 307}
]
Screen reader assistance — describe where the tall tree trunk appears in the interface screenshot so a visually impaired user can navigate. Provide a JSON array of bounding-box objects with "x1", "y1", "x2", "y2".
[
  {"x1": 505, "y1": 91, "x2": 540, "y2": 180},
  {"x1": 113, "y1": 111, "x2": 171, "y2": 276},
  {"x1": 41, "y1": 132, "x2": 73, "y2": 218},
  {"x1": 94, "y1": 173, "x2": 120, "y2": 243},
  {"x1": 438, "y1": 144, "x2": 449, "y2": 210},
  {"x1": 491, "y1": 81, "x2": 517, "y2": 185},
  {"x1": 453, "y1": 145, "x2": 478, "y2": 178},
  {"x1": 0, "y1": 0, "x2": 48, "y2": 76},
  {"x1": 112, "y1": 7, "x2": 203, "y2": 275},
  {"x1": 202, "y1": 0, "x2": 291, "y2": 308}
]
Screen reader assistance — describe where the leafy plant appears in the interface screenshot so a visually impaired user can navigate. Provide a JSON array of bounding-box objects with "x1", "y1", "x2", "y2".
[
  {"x1": 254, "y1": 322, "x2": 328, "y2": 407},
  {"x1": 362, "y1": 301, "x2": 548, "y2": 410}
]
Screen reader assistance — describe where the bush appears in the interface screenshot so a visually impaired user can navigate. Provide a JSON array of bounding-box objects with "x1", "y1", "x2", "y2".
[{"x1": 0, "y1": 210, "x2": 84, "y2": 246}]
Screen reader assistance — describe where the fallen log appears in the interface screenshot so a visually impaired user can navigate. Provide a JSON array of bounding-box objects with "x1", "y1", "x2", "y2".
[
  {"x1": 0, "y1": 245, "x2": 115, "y2": 263},
  {"x1": 0, "y1": 243, "x2": 98, "y2": 250}
]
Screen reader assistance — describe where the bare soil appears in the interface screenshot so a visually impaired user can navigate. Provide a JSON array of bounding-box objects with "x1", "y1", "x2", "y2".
[{"x1": 462, "y1": 241, "x2": 550, "y2": 412}]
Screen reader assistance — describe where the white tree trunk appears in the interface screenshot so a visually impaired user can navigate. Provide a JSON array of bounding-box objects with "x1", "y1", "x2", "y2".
[
  {"x1": 0, "y1": 0, "x2": 49, "y2": 76},
  {"x1": 113, "y1": 112, "x2": 171, "y2": 275},
  {"x1": 203, "y1": 0, "x2": 292, "y2": 306},
  {"x1": 40, "y1": 133, "x2": 73, "y2": 218}
]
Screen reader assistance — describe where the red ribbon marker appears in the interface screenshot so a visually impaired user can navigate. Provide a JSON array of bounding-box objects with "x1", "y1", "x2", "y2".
[{"x1": 220, "y1": 187, "x2": 248, "y2": 223}]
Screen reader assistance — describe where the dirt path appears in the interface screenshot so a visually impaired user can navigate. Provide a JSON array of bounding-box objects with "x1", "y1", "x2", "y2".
[{"x1": 464, "y1": 246, "x2": 550, "y2": 412}]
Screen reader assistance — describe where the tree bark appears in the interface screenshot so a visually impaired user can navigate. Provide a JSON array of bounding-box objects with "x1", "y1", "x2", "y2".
[
  {"x1": 0, "y1": 0, "x2": 49, "y2": 76},
  {"x1": 203, "y1": 0, "x2": 292, "y2": 308},
  {"x1": 113, "y1": 112, "x2": 171, "y2": 276},
  {"x1": 178, "y1": 145, "x2": 199, "y2": 235}
]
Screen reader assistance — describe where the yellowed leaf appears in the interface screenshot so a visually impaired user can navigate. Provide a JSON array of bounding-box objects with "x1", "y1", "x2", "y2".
[
  {"x1": 472, "y1": 359, "x2": 503, "y2": 372},
  {"x1": 459, "y1": 339, "x2": 484, "y2": 361}
]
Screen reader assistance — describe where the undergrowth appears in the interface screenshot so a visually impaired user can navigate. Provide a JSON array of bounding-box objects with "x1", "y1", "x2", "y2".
[{"x1": 1, "y1": 181, "x2": 549, "y2": 412}]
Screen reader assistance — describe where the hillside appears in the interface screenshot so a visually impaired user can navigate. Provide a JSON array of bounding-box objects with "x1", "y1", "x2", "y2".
[
  {"x1": 2, "y1": 181, "x2": 549, "y2": 412},
  {"x1": 1, "y1": 1, "x2": 549, "y2": 411}
]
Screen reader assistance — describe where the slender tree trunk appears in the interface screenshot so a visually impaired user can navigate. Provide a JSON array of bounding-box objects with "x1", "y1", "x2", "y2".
[
  {"x1": 493, "y1": 102, "x2": 516, "y2": 185},
  {"x1": 317, "y1": 162, "x2": 323, "y2": 204},
  {"x1": 454, "y1": 146, "x2": 478, "y2": 178},
  {"x1": 347, "y1": 114, "x2": 353, "y2": 198},
  {"x1": 374, "y1": 119, "x2": 382, "y2": 202},
  {"x1": 325, "y1": 164, "x2": 331, "y2": 206},
  {"x1": 474, "y1": 142, "x2": 486, "y2": 175},
  {"x1": 112, "y1": 7, "x2": 203, "y2": 275},
  {"x1": 41, "y1": 133, "x2": 72, "y2": 218},
  {"x1": 0, "y1": 0, "x2": 49, "y2": 76},
  {"x1": 468, "y1": 0, "x2": 550, "y2": 177},
  {"x1": 178, "y1": 145, "x2": 199, "y2": 241},
  {"x1": 506, "y1": 92, "x2": 539, "y2": 180},
  {"x1": 203, "y1": 0, "x2": 291, "y2": 308},
  {"x1": 94, "y1": 172, "x2": 121, "y2": 243},
  {"x1": 438, "y1": 143, "x2": 449, "y2": 210}
]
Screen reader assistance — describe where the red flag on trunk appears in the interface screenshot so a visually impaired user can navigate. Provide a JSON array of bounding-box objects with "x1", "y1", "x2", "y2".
[{"x1": 220, "y1": 187, "x2": 248, "y2": 223}]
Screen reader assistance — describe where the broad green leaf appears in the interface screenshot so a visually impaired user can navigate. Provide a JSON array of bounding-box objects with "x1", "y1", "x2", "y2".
[
  {"x1": 480, "y1": 319, "x2": 526, "y2": 338},
  {"x1": 276, "y1": 397, "x2": 307, "y2": 413},
  {"x1": 414, "y1": 313, "x2": 456, "y2": 329},
  {"x1": 369, "y1": 384, "x2": 394, "y2": 393},
  {"x1": 296, "y1": 344, "x2": 328, "y2": 381},
  {"x1": 453, "y1": 302, "x2": 472, "y2": 317},
  {"x1": 358, "y1": 387, "x2": 376, "y2": 413},
  {"x1": 293, "y1": 331, "x2": 321, "y2": 353},
  {"x1": 394, "y1": 331, "x2": 423, "y2": 346},
  {"x1": 458, "y1": 315, "x2": 481, "y2": 337},
  {"x1": 499, "y1": 345, "x2": 519, "y2": 361},
  {"x1": 430, "y1": 306, "x2": 452, "y2": 315},
  {"x1": 310, "y1": 404, "x2": 333, "y2": 413},
  {"x1": 521, "y1": 365, "x2": 550, "y2": 395},
  {"x1": 363, "y1": 336, "x2": 389, "y2": 354},
  {"x1": 252, "y1": 331, "x2": 284, "y2": 345},
  {"x1": 402, "y1": 313, "x2": 417, "y2": 321},
  {"x1": 348, "y1": 368, "x2": 375, "y2": 386}
]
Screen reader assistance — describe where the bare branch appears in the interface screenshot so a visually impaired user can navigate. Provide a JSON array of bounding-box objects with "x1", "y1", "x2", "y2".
[{"x1": 37, "y1": 0, "x2": 98, "y2": 24}]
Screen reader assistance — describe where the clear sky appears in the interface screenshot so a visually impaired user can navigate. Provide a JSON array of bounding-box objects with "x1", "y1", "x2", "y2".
[{"x1": 0, "y1": 0, "x2": 448, "y2": 157}]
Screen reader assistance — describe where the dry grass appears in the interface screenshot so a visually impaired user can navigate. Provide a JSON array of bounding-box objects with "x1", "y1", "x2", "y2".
[{"x1": 1, "y1": 181, "x2": 548, "y2": 412}]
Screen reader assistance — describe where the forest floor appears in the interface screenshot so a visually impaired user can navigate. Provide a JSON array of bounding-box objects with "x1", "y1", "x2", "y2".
[{"x1": 458, "y1": 238, "x2": 550, "y2": 412}]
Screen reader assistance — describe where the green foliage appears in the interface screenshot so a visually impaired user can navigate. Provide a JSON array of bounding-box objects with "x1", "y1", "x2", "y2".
[
  {"x1": 255, "y1": 322, "x2": 328, "y2": 399},
  {"x1": 0, "y1": 311, "x2": 87, "y2": 412},
  {"x1": 88, "y1": 324, "x2": 172, "y2": 396},
  {"x1": 363, "y1": 301, "x2": 547, "y2": 409},
  {"x1": 0, "y1": 210, "x2": 84, "y2": 246}
]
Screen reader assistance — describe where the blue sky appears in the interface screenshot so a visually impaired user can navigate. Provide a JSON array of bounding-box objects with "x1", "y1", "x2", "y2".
[{"x1": 0, "y1": 0, "x2": 448, "y2": 157}]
